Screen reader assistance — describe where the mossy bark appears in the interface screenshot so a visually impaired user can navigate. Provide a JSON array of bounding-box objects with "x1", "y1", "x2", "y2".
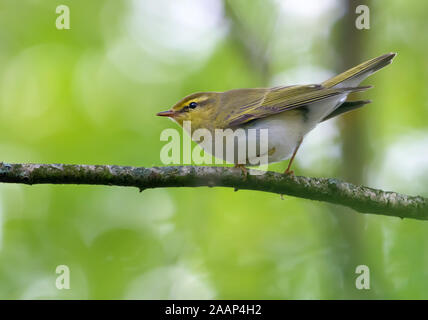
[{"x1": 1, "y1": 162, "x2": 427, "y2": 220}]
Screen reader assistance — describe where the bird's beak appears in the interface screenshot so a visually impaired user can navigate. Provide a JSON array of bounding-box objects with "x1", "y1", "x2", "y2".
[{"x1": 156, "y1": 110, "x2": 176, "y2": 117}]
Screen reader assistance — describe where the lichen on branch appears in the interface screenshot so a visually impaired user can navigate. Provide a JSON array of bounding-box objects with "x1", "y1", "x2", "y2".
[{"x1": 0, "y1": 162, "x2": 427, "y2": 220}]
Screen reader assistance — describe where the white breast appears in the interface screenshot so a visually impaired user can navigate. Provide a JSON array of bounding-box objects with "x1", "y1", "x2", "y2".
[{"x1": 244, "y1": 111, "x2": 305, "y2": 163}]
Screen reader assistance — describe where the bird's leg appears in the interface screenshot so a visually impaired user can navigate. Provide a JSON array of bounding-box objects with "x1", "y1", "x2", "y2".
[
  {"x1": 284, "y1": 137, "x2": 303, "y2": 175},
  {"x1": 234, "y1": 163, "x2": 248, "y2": 179}
]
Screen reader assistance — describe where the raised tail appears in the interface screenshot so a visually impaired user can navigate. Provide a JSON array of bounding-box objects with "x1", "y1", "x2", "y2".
[{"x1": 322, "y1": 52, "x2": 396, "y2": 88}]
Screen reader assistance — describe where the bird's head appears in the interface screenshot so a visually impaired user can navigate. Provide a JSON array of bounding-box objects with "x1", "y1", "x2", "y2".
[{"x1": 157, "y1": 92, "x2": 220, "y2": 131}]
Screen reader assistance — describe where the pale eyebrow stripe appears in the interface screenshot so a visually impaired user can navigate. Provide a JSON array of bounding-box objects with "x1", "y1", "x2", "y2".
[{"x1": 195, "y1": 96, "x2": 209, "y2": 102}]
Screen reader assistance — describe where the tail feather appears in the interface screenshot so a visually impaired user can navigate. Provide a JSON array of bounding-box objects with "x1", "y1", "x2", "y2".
[
  {"x1": 322, "y1": 53, "x2": 396, "y2": 88},
  {"x1": 321, "y1": 100, "x2": 372, "y2": 122}
]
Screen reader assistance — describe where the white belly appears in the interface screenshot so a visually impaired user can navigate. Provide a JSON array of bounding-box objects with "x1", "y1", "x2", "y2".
[{"x1": 244, "y1": 110, "x2": 305, "y2": 163}]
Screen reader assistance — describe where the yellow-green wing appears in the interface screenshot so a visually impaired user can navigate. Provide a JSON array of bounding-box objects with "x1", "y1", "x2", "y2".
[
  {"x1": 219, "y1": 85, "x2": 371, "y2": 127},
  {"x1": 322, "y1": 53, "x2": 396, "y2": 88}
]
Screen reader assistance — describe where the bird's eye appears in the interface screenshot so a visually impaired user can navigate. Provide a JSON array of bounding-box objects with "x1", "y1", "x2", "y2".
[{"x1": 188, "y1": 102, "x2": 198, "y2": 109}]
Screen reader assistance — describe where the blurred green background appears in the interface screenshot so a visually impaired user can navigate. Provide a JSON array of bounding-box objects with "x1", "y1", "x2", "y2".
[{"x1": 0, "y1": 0, "x2": 427, "y2": 299}]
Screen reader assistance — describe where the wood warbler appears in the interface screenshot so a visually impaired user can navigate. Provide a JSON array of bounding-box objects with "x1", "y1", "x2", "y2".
[{"x1": 157, "y1": 53, "x2": 396, "y2": 173}]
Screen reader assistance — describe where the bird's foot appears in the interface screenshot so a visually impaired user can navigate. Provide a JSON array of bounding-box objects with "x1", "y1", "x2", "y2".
[
  {"x1": 235, "y1": 164, "x2": 248, "y2": 180},
  {"x1": 284, "y1": 169, "x2": 294, "y2": 176}
]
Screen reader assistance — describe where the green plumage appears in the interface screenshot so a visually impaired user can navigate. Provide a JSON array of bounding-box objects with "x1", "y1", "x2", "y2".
[
  {"x1": 220, "y1": 85, "x2": 372, "y2": 127},
  {"x1": 158, "y1": 53, "x2": 396, "y2": 171}
]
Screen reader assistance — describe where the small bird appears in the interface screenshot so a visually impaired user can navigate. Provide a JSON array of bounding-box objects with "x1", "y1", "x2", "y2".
[{"x1": 157, "y1": 53, "x2": 396, "y2": 174}]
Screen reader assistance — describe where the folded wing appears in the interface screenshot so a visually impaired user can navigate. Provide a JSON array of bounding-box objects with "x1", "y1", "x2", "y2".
[{"x1": 223, "y1": 85, "x2": 371, "y2": 127}]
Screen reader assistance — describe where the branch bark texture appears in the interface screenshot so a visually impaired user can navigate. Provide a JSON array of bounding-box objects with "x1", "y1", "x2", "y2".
[{"x1": 0, "y1": 162, "x2": 427, "y2": 220}]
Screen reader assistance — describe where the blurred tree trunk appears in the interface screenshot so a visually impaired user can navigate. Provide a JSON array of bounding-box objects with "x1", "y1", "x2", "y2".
[
  {"x1": 225, "y1": 0, "x2": 385, "y2": 298},
  {"x1": 223, "y1": 0, "x2": 274, "y2": 86},
  {"x1": 338, "y1": 1, "x2": 370, "y2": 185},
  {"x1": 329, "y1": 0, "x2": 376, "y2": 298}
]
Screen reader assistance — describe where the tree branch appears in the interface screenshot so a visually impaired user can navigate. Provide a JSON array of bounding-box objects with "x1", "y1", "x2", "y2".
[{"x1": 0, "y1": 162, "x2": 427, "y2": 220}]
